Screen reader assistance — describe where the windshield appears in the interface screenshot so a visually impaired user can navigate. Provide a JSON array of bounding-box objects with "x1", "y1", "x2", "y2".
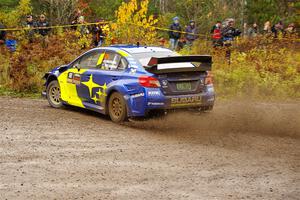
[{"x1": 132, "y1": 51, "x2": 195, "y2": 69}]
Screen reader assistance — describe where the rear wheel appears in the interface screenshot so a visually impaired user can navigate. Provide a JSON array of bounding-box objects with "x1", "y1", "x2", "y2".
[
  {"x1": 46, "y1": 80, "x2": 63, "y2": 108},
  {"x1": 108, "y1": 92, "x2": 128, "y2": 123}
]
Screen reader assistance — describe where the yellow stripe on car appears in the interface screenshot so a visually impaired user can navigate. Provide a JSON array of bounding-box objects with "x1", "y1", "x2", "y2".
[
  {"x1": 58, "y1": 68, "x2": 87, "y2": 108},
  {"x1": 97, "y1": 53, "x2": 105, "y2": 66},
  {"x1": 118, "y1": 50, "x2": 129, "y2": 57}
]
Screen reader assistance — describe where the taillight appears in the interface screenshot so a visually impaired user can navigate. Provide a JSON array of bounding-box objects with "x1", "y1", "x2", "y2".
[
  {"x1": 205, "y1": 71, "x2": 213, "y2": 85},
  {"x1": 139, "y1": 76, "x2": 161, "y2": 88}
]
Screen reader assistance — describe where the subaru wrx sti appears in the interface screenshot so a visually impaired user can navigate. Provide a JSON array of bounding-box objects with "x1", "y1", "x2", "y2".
[{"x1": 42, "y1": 45, "x2": 215, "y2": 123}]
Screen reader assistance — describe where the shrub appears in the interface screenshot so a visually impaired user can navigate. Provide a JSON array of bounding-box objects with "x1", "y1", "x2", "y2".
[
  {"x1": 2, "y1": 32, "x2": 87, "y2": 93},
  {"x1": 200, "y1": 40, "x2": 300, "y2": 99},
  {"x1": 110, "y1": 0, "x2": 158, "y2": 45}
]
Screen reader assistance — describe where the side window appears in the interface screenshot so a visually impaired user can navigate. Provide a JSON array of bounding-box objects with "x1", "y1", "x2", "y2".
[
  {"x1": 73, "y1": 51, "x2": 102, "y2": 69},
  {"x1": 80, "y1": 51, "x2": 101, "y2": 69},
  {"x1": 118, "y1": 57, "x2": 129, "y2": 70},
  {"x1": 101, "y1": 52, "x2": 128, "y2": 71}
]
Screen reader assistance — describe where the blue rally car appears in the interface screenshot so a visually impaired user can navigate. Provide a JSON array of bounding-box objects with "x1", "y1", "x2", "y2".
[{"x1": 42, "y1": 45, "x2": 215, "y2": 123}]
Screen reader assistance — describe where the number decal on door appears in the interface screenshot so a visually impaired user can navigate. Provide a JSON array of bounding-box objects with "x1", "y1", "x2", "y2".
[{"x1": 67, "y1": 72, "x2": 81, "y2": 85}]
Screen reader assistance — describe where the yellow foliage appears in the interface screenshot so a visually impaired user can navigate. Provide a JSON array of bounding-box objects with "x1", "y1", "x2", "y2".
[
  {"x1": 0, "y1": 0, "x2": 32, "y2": 41},
  {"x1": 0, "y1": 0, "x2": 32, "y2": 27},
  {"x1": 195, "y1": 40, "x2": 300, "y2": 99},
  {"x1": 110, "y1": 0, "x2": 158, "y2": 45}
]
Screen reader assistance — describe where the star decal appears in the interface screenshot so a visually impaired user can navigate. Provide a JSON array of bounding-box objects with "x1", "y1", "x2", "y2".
[
  {"x1": 96, "y1": 84, "x2": 107, "y2": 103},
  {"x1": 81, "y1": 74, "x2": 108, "y2": 103},
  {"x1": 81, "y1": 74, "x2": 101, "y2": 97},
  {"x1": 91, "y1": 95, "x2": 99, "y2": 103},
  {"x1": 96, "y1": 90, "x2": 102, "y2": 96}
]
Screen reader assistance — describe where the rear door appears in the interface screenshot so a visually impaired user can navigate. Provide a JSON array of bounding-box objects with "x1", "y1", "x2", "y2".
[{"x1": 84, "y1": 50, "x2": 129, "y2": 108}]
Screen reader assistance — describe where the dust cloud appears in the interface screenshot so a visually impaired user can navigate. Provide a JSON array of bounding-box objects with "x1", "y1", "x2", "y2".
[{"x1": 129, "y1": 100, "x2": 300, "y2": 138}]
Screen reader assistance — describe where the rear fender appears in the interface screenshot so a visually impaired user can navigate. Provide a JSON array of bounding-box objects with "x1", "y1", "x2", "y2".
[
  {"x1": 105, "y1": 80, "x2": 146, "y2": 117},
  {"x1": 105, "y1": 85, "x2": 128, "y2": 115}
]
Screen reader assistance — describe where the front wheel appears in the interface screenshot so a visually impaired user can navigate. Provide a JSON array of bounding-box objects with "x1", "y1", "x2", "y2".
[
  {"x1": 108, "y1": 92, "x2": 128, "y2": 123},
  {"x1": 46, "y1": 80, "x2": 63, "y2": 108}
]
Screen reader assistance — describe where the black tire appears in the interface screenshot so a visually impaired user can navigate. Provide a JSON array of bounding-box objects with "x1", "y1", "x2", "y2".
[
  {"x1": 46, "y1": 80, "x2": 63, "y2": 108},
  {"x1": 108, "y1": 92, "x2": 128, "y2": 123}
]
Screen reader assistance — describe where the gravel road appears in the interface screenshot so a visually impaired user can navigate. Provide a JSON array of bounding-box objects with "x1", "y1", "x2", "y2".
[{"x1": 0, "y1": 97, "x2": 299, "y2": 200}]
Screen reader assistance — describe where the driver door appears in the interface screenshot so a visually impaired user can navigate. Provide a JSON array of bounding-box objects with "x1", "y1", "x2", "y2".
[{"x1": 58, "y1": 50, "x2": 103, "y2": 108}]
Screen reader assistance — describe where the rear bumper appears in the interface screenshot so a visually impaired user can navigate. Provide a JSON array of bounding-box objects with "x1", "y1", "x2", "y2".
[
  {"x1": 149, "y1": 93, "x2": 215, "y2": 110},
  {"x1": 126, "y1": 86, "x2": 215, "y2": 117}
]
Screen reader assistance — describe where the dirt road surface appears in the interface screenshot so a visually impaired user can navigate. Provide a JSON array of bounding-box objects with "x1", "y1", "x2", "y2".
[{"x1": 0, "y1": 97, "x2": 299, "y2": 200}]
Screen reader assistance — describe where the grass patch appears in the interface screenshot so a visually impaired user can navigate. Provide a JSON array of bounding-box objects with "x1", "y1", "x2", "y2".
[{"x1": 0, "y1": 86, "x2": 40, "y2": 98}]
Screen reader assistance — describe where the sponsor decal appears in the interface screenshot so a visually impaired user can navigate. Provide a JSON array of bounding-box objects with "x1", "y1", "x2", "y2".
[
  {"x1": 67, "y1": 72, "x2": 73, "y2": 79},
  {"x1": 148, "y1": 102, "x2": 164, "y2": 106},
  {"x1": 129, "y1": 61, "x2": 138, "y2": 65},
  {"x1": 67, "y1": 72, "x2": 81, "y2": 85},
  {"x1": 130, "y1": 68, "x2": 137, "y2": 74},
  {"x1": 147, "y1": 91, "x2": 161, "y2": 96},
  {"x1": 161, "y1": 80, "x2": 168, "y2": 87},
  {"x1": 130, "y1": 64, "x2": 138, "y2": 68},
  {"x1": 131, "y1": 93, "x2": 144, "y2": 98},
  {"x1": 128, "y1": 65, "x2": 138, "y2": 74},
  {"x1": 171, "y1": 96, "x2": 202, "y2": 106}
]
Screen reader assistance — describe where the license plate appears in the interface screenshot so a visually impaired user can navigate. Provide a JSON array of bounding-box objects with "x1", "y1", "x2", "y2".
[{"x1": 176, "y1": 82, "x2": 192, "y2": 91}]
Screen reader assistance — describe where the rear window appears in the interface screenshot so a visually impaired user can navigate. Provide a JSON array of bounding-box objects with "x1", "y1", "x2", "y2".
[{"x1": 132, "y1": 51, "x2": 195, "y2": 69}]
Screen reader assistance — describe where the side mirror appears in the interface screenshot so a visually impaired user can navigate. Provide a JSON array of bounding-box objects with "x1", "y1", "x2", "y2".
[
  {"x1": 58, "y1": 65, "x2": 69, "y2": 73},
  {"x1": 74, "y1": 64, "x2": 81, "y2": 72}
]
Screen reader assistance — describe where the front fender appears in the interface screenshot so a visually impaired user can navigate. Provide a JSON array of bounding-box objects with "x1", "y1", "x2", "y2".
[{"x1": 43, "y1": 65, "x2": 69, "y2": 86}]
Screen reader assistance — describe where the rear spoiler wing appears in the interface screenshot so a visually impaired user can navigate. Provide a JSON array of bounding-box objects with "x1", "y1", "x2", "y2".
[{"x1": 144, "y1": 55, "x2": 212, "y2": 74}]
